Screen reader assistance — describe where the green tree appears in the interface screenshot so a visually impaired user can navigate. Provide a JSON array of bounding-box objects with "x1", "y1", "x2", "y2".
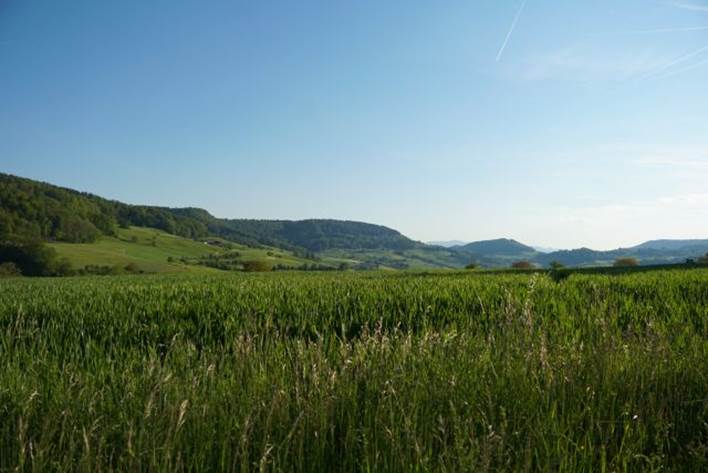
[{"x1": 0, "y1": 241, "x2": 61, "y2": 276}]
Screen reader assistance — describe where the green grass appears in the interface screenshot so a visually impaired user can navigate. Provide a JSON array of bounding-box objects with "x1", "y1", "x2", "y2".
[
  {"x1": 48, "y1": 227, "x2": 223, "y2": 273},
  {"x1": 48, "y1": 226, "x2": 322, "y2": 273},
  {"x1": 321, "y1": 247, "x2": 468, "y2": 270},
  {"x1": 1, "y1": 269, "x2": 707, "y2": 471}
]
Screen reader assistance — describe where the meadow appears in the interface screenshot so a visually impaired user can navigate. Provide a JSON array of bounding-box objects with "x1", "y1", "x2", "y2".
[
  {"x1": 1, "y1": 269, "x2": 707, "y2": 472},
  {"x1": 47, "y1": 227, "x2": 319, "y2": 274}
]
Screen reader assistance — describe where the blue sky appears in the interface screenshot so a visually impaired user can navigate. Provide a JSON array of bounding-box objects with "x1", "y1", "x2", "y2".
[{"x1": 1, "y1": 0, "x2": 707, "y2": 249}]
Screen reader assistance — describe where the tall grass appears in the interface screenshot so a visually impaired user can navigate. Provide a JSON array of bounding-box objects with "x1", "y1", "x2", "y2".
[{"x1": 1, "y1": 270, "x2": 707, "y2": 471}]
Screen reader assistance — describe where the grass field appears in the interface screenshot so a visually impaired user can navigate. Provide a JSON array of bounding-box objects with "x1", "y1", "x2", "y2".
[
  {"x1": 1, "y1": 269, "x2": 707, "y2": 471},
  {"x1": 48, "y1": 226, "x2": 223, "y2": 273},
  {"x1": 48, "y1": 227, "x2": 320, "y2": 274}
]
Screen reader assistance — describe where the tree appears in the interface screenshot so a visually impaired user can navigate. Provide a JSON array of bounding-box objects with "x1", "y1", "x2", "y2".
[
  {"x1": 512, "y1": 261, "x2": 534, "y2": 270},
  {"x1": 549, "y1": 261, "x2": 565, "y2": 270},
  {"x1": 698, "y1": 253, "x2": 708, "y2": 265},
  {"x1": 465, "y1": 262, "x2": 479, "y2": 270},
  {"x1": 0, "y1": 241, "x2": 60, "y2": 276},
  {"x1": 0, "y1": 241, "x2": 74, "y2": 276},
  {"x1": 614, "y1": 257, "x2": 639, "y2": 268}
]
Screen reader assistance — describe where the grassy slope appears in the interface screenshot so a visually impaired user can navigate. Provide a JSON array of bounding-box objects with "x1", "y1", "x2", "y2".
[
  {"x1": 48, "y1": 227, "x2": 324, "y2": 273},
  {"x1": 49, "y1": 227, "x2": 222, "y2": 273},
  {"x1": 321, "y1": 247, "x2": 469, "y2": 270}
]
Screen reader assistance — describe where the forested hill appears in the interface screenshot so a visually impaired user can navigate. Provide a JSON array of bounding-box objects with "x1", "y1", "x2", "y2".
[
  {"x1": 0, "y1": 173, "x2": 210, "y2": 243},
  {"x1": 0, "y1": 173, "x2": 419, "y2": 252}
]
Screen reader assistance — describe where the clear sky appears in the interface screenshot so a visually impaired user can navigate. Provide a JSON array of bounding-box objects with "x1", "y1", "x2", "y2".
[{"x1": 1, "y1": 0, "x2": 707, "y2": 250}]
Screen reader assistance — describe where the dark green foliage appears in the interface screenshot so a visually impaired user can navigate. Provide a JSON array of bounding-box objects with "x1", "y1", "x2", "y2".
[
  {"x1": 124, "y1": 262, "x2": 142, "y2": 273},
  {"x1": 548, "y1": 267, "x2": 572, "y2": 283},
  {"x1": 1, "y1": 174, "x2": 419, "y2": 256},
  {"x1": 78, "y1": 265, "x2": 125, "y2": 276},
  {"x1": 179, "y1": 216, "x2": 420, "y2": 253},
  {"x1": 0, "y1": 262, "x2": 21, "y2": 277},
  {"x1": 0, "y1": 174, "x2": 110, "y2": 242},
  {"x1": 242, "y1": 260, "x2": 272, "y2": 272},
  {"x1": 0, "y1": 173, "x2": 208, "y2": 243},
  {"x1": 0, "y1": 240, "x2": 70, "y2": 276},
  {"x1": 116, "y1": 205, "x2": 208, "y2": 239},
  {"x1": 511, "y1": 260, "x2": 534, "y2": 269}
]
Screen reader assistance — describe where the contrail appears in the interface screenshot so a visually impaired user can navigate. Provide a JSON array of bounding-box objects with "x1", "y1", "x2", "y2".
[
  {"x1": 616, "y1": 25, "x2": 708, "y2": 34},
  {"x1": 642, "y1": 43, "x2": 708, "y2": 79},
  {"x1": 663, "y1": 1, "x2": 708, "y2": 13},
  {"x1": 496, "y1": 0, "x2": 528, "y2": 62},
  {"x1": 654, "y1": 56, "x2": 708, "y2": 79}
]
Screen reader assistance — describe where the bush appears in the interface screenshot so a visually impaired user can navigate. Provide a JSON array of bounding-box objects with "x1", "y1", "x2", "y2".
[
  {"x1": 242, "y1": 260, "x2": 271, "y2": 272},
  {"x1": 124, "y1": 263, "x2": 142, "y2": 274},
  {"x1": 511, "y1": 261, "x2": 534, "y2": 270},
  {"x1": 0, "y1": 241, "x2": 64, "y2": 276},
  {"x1": 614, "y1": 257, "x2": 639, "y2": 267},
  {"x1": 549, "y1": 268, "x2": 572, "y2": 283},
  {"x1": 465, "y1": 263, "x2": 479, "y2": 270},
  {"x1": 0, "y1": 262, "x2": 21, "y2": 278}
]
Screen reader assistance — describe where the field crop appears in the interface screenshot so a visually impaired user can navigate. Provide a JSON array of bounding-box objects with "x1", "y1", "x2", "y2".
[{"x1": 1, "y1": 270, "x2": 707, "y2": 471}]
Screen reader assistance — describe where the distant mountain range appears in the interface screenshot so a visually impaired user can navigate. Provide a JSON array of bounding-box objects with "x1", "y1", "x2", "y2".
[
  {"x1": 450, "y1": 238, "x2": 708, "y2": 268},
  {"x1": 2, "y1": 172, "x2": 707, "y2": 270},
  {"x1": 427, "y1": 240, "x2": 468, "y2": 248}
]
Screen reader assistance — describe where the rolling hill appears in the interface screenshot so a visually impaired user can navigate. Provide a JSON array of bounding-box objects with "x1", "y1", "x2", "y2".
[
  {"x1": 0, "y1": 173, "x2": 465, "y2": 271},
  {"x1": 631, "y1": 239, "x2": 708, "y2": 251},
  {"x1": 451, "y1": 239, "x2": 539, "y2": 267},
  {"x1": 2, "y1": 172, "x2": 707, "y2": 272}
]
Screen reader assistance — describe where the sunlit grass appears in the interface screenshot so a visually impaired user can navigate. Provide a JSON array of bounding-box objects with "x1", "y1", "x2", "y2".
[{"x1": 1, "y1": 270, "x2": 706, "y2": 471}]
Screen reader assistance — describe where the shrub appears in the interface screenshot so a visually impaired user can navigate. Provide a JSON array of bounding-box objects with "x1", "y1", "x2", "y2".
[
  {"x1": 0, "y1": 262, "x2": 21, "y2": 277},
  {"x1": 465, "y1": 263, "x2": 479, "y2": 270},
  {"x1": 124, "y1": 263, "x2": 142, "y2": 274},
  {"x1": 549, "y1": 267, "x2": 572, "y2": 283},
  {"x1": 242, "y1": 260, "x2": 271, "y2": 272},
  {"x1": 511, "y1": 261, "x2": 534, "y2": 270},
  {"x1": 614, "y1": 257, "x2": 639, "y2": 267}
]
